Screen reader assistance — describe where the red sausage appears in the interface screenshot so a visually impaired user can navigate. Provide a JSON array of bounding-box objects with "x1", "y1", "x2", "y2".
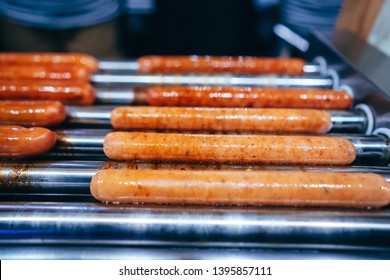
[
  {"x1": 0, "y1": 125, "x2": 57, "y2": 158},
  {"x1": 137, "y1": 56, "x2": 305, "y2": 75},
  {"x1": 103, "y1": 132, "x2": 356, "y2": 165},
  {"x1": 0, "y1": 65, "x2": 91, "y2": 81},
  {"x1": 0, "y1": 80, "x2": 95, "y2": 105},
  {"x1": 147, "y1": 86, "x2": 353, "y2": 109},
  {"x1": 91, "y1": 169, "x2": 390, "y2": 208},
  {"x1": 0, "y1": 100, "x2": 66, "y2": 127},
  {"x1": 0, "y1": 52, "x2": 99, "y2": 72},
  {"x1": 111, "y1": 106, "x2": 333, "y2": 134}
]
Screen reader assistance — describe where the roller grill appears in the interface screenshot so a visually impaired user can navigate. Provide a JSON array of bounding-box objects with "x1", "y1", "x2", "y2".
[{"x1": 1, "y1": 30, "x2": 390, "y2": 259}]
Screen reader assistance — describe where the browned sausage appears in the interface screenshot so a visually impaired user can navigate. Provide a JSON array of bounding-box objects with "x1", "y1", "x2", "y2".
[
  {"x1": 137, "y1": 56, "x2": 305, "y2": 75},
  {"x1": 0, "y1": 52, "x2": 99, "y2": 72},
  {"x1": 0, "y1": 64, "x2": 91, "y2": 81},
  {"x1": 111, "y1": 106, "x2": 332, "y2": 134},
  {"x1": 0, "y1": 80, "x2": 95, "y2": 105},
  {"x1": 90, "y1": 169, "x2": 390, "y2": 208},
  {"x1": 103, "y1": 132, "x2": 356, "y2": 165},
  {"x1": 146, "y1": 86, "x2": 353, "y2": 109},
  {"x1": 0, "y1": 125, "x2": 57, "y2": 158},
  {"x1": 0, "y1": 100, "x2": 66, "y2": 127}
]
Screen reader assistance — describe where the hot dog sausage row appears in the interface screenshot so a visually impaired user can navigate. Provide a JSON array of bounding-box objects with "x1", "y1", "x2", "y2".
[
  {"x1": 90, "y1": 169, "x2": 390, "y2": 208},
  {"x1": 0, "y1": 53, "x2": 306, "y2": 75},
  {"x1": 111, "y1": 106, "x2": 333, "y2": 134},
  {"x1": 0, "y1": 125, "x2": 57, "y2": 158},
  {"x1": 137, "y1": 55, "x2": 306, "y2": 75},
  {"x1": 0, "y1": 101, "x2": 66, "y2": 127},
  {"x1": 145, "y1": 86, "x2": 353, "y2": 109},
  {"x1": 0, "y1": 82, "x2": 352, "y2": 109},
  {"x1": 0, "y1": 65, "x2": 91, "y2": 81},
  {"x1": 0, "y1": 52, "x2": 99, "y2": 72},
  {"x1": 0, "y1": 101, "x2": 333, "y2": 134},
  {"x1": 103, "y1": 132, "x2": 356, "y2": 165},
  {"x1": 0, "y1": 80, "x2": 95, "y2": 105}
]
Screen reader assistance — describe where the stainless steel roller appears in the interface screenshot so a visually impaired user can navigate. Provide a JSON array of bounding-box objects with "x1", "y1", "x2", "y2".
[
  {"x1": 98, "y1": 59, "x2": 323, "y2": 75},
  {"x1": 2, "y1": 160, "x2": 390, "y2": 195},
  {"x1": 64, "y1": 105, "x2": 368, "y2": 134},
  {"x1": 1, "y1": 202, "x2": 390, "y2": 251},
  {"x1": 91, "y1": 73, "x2": 334, "y2": 88},
  {"x1": 47, "y1": 129, "x2": 390, "y2": 165}
]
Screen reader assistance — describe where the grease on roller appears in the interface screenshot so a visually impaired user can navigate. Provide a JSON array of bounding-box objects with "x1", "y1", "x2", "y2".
[
  {"x1": 111, "y1": 106, "x2": 332, "y2": 134},
  {"x1": 90, "y1": 170, "x2": 390, "y2": 208},
  {"x1": 103, "y1": 132, "x2": 356, "y2": 165}
]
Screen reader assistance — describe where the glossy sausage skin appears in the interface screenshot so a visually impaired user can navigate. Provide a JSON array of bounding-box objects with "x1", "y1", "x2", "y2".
[
  {"x1": 137, "y1": 56, "x2": 305, "y2": 75},
  {"x1": 0, "y1": 101, "x2": 66, "y2": 127},
  {"x1": 0, "y1": 80, "x2": 95, "y2": 105},
  {"x1": 0, "y1": 52, "x2": 99, "y2": 72},
  {"x1": 104, "y1": 132, "x2": 356, "y2": 165},
  {"x1": 111, "y1": 106, "x2": 332, "y2": 134},
  {"x1": 147, "y1": 86, "x2": 353, "y2": 109},
  {"x1": 0, "y1": 125, "x2": 57, "y2": 158},
  {"x1": 0, "y1": 65, "x2": 91, "y2": 81},
  {"x1": 91, "y1": 170, "x2": 390, "y2": 208}
]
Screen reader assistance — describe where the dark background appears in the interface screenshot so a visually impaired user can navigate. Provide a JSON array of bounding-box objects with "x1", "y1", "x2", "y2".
[{"x1": 123, "y1": 0, "x2": 281, "y2": 57}]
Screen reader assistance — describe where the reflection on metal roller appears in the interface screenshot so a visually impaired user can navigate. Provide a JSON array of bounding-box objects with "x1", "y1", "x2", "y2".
[
  {"x1": 0, "y1": 202, "x2": 390, "y2": 253},
  {"x1": 91, "y1": 73, "x2": 334, "y2": 88}
]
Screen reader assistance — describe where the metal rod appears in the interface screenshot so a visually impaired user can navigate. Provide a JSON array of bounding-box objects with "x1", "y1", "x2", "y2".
[
  {"x1": 2, "y1": 160, "x2": 390, "y2": 195},
  {"x1": 329, "y1": 110, "x2": 367, "y2": 133},
  {"x1": 65, "y1": 106, "x2": 368, "y2": 134},
  {"x1": 94, "y1": 88, "x2": 137, "y2": 104},
  {"x1": 1, "y1": 202, "x2": 390, "y2": 249},
  {"x1": 97, "y1": 59, "x2": 322, "y2": 75},
  {"x1": 98, "y1": 60, "x2": 139, "y2": 72},
  {"x1": 91, "y1": 73, "x2": 333, "y2": 88},
  {"x1": 4, "y1": 245, "x2": 387, "y2": 260}
]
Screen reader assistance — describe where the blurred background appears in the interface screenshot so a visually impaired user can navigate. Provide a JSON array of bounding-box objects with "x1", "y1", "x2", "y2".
[{"x1": 0, "y1": 0, "x2": 386, "y2": 58}]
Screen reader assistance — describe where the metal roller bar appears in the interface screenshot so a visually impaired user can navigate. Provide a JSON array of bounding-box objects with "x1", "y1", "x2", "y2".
[
  {"x1": 65, "y1": 105, "x2": 368, "y2": 134},
  {"x1": 94, "y1": 88, "x2": 138, "y2": 104},
  {"x1": 98, "y1": 60, "x2": 139, "y2": 72},
  {"x1": 98, "y1": 59, "x2": 322, "y2": 75},
  {"x1": 1, "y1": 202, "x2": 390, "y2": 250},
  {"x1": 2, "y1": 160, "x2": 390, "y2": 195},
  {"x1": 48, "y1": 130, "x2": 390, "y2": 165},
  {"x1": 91, "y1": 73, "x2": 334, "y2": 88},
  {"x1": 4, "y1": 246, "x2": 390, "y2": 260}
]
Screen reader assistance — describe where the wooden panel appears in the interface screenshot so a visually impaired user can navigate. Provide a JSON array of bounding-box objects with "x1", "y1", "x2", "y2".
[{"x1": 336, "y1": 0, "x2": 385, "y2": 39}]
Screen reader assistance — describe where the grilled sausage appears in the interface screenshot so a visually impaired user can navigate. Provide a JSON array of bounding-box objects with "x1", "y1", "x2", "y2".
[
  {"x1": 90, "y1": 170, "x2": 390, "y2": 207},
  {"x1": 137, "y1": 56, "x2": 305, "y2": 75},
  {"x1": 0, "y1": 80, "x2": 95, "y2": 105},
  {"x1": 111, "y1": 106, "x2": 332, "y2": 134},
  {"x1": 0, "y1": 65, "x2": 91, "y2": 81},
  {"x1": 0, "y1": 100, "x2": 66, "y2": 127},
  {"x1": 0, "y1": 52, "x2": 99, "y2": 72},
  {"x1": 0, "y1": 125, "x2": 57, "y2": 158},
  {"x1": 103, "y1": 132, "x2": 356, "y2": 165},
  {"x1": 147, "y1": 86, "x2": 353, "y2": 109}
]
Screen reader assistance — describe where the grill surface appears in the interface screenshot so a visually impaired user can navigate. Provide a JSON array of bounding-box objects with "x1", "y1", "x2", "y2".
[{"x1": 1, "y1": 30, "x2": 390, "y2": 259}]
